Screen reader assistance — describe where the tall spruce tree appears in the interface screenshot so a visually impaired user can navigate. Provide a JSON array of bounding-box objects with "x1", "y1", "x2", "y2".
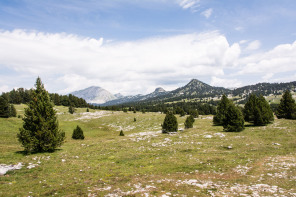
[
  {"x1": 0, "y1": 96, "x2": 10, "y2": 118},
  {"x1": 223, "y1": 103, "x2": 245, "y2": 132},
  {"x1": 276, "y1": 90, "x2": 296, "y2": 119},
  {"x1": 213, "y1": 95, "x2": 230, "y2": 125},
  {"x1": 9, "y1": 104, "x2": 17, "y2": 117},
  {"x1": 244, "y1": 94, "x2": 274, "y2": 125},
  {"x1": 257, "y1": 95, "x2": 274, "y2": 125},
  {"x1": 214, "y1": 95, "x2": 244, "y2": 132},
  {"x1": 17, "y1": 77, "x2": 65, "y2": 153}
]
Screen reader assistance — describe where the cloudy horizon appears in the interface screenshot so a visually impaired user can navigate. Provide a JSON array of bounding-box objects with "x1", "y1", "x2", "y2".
[{"x1": 1, "y1": 0, "x2": 296, "y2": 95}]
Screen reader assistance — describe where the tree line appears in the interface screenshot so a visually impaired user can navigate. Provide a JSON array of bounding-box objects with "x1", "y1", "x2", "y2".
[
  {"x1": 1, "y1": 88, "x2": 90, "y2": 108},
  {"x1": 99, "y1": 101, "x2": 217, "y2": 116}
]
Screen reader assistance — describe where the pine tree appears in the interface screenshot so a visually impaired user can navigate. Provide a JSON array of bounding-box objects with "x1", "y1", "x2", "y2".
[
  {"x1": 184, "y1": 115, "x2": 195, "y2": 129},
  {"x1": 17, "y1": 77, "x2": 65, "y2": 153},
  {"x1": 213, "y1": 95, "x2": 230, "y2": 125},
  {"x1": 72, "y1": 125, "x2": 85, "y2": 139},
  {"x1": 223, "y1": 103, "x2": 245, "y2": 132},
  {"x1": 257, "y1": 95, "x2": 274, "y2": 125},
  {"x1": 119, "y1": 130, "x2": 125, "y2": 136},
  {"x1": 276, "y1": 90, "x2": 296, "y2": 119},
  {"x1": 68, "y1": 105, "x2": 75, "y2": 114},
  {"x1": 162, "y1": 112, "x2": 178, "y2": 133},
  {"x1": 9, "y1": 104, "x2": 17, "y2": 117},
  {"x1": 0, "y1": 96, "x2": 10, "y2": 118},
  {"x1": 244, "y1": 94, "x2": 257, "y2": 122},
  {"x1": 244, "y1": 94, "x2": 274, "y2": 125}
]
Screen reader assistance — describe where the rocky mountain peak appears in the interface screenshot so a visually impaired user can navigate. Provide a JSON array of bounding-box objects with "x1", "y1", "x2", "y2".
[
  {"x1": 154, "y1": 87, "x2": 166, "y2": 93},
  {"x1": 186, "y1": 79, "x2": 209, "y2": 88},
  {"x1": 71, "y1": 86, "x2": 116, "y2": 104}
]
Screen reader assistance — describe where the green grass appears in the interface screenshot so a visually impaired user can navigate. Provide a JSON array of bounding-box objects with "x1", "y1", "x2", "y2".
[{"x1": 0, "y1": 105, "x2": 296, "y2": 196}]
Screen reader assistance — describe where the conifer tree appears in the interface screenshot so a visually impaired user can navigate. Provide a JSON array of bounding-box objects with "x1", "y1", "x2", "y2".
[
  {"x1": 244, "y1": 94, "x2": 274, "y2": 125},
  {"x1": 214, "y1": 95, "x2": 244, "y2": 132},
  {"x1": 119, "y1": 130, "x2": 125, "y2": 136},
  {"x1": 69, "y1": 105, "x2": 75, "y2": 114},
  {"x1": 223, "y1": 103, "x2": 245, "y2": 132},
  {"x1": 0, "y1": 96, "x2": 10, "y2": 118},
  {"x1": 9, "y1": 104, "x2": 17, "y2": 117},
  {"x1": 184, "y1": 115, "x2": 195, "y2": 129},
  {"x1": 72, "y1": 125, "x2": 85, "y2": 139},
  {"x1": 213, "y1": 95, "x2": 230, "y2": 125},
  {"x1": 162, "y1": 112, "x2": 178, "y2": 133},
  {"x1": 257, "y1": 95, "x2": 274, "y2": 125},
  {"x1": 17, "y1": 77, "x2": 65, "y2": 153},
  {"x1": 276, "y1": 90, "x2": 296, "y2": 119},
  {"x1": 244, "y1": 94, "x2": 257, "y2": 122}
]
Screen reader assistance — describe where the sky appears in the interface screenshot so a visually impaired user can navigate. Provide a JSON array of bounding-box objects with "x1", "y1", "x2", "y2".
[{"x1": 0, "y1": 0, "x2": 296, "y2": 95}]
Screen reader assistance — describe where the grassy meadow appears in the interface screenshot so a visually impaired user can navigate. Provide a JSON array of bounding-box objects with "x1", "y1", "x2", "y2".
[{"x1": 0, "y1": 105, "x2": 296, "y2": 196}]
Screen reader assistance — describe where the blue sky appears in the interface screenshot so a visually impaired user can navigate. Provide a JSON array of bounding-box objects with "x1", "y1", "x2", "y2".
[{"x1": 0, "y1": 0, "x2": 296, "y2": 95}]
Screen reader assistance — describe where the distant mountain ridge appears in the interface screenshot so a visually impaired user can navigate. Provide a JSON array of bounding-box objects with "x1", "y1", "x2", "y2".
[
  {"x1": 102, "y1": 87, "x2": 167, "y2": 106},
  {"x1": 70, "y1": 79, "x2": 296, "y2": 106}
]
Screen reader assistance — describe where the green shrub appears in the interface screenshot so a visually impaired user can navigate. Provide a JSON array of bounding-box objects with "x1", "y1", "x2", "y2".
[
  {"x1": 184, "y1": 115, "x2": 195, "y2": 129},
  {"x1": 69, "y1": 105, "x2": 75, "y2": 114},
  {"x1": 162, "y1": 112, "x2": 178, "y2": 133},
  {"x1": 72, "y1": 125, "x2": 85, "y2": 140},
  {"x1": 119, "y1": 130, "x2": 124, "y2": 136}
]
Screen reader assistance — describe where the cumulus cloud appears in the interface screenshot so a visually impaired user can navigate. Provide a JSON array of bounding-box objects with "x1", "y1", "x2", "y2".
[
  {"x1": 210, "y1": 77, "x2": 242, "y2": 88},
  {"x1": 201, "y1": 8, "x2": 213, "y2": 19},
  {"x1": 238, "y1": 41, "x2": 296, "y2": 75},
  {"x1": 0, "y1": 29, "x2": 242, "y2": 95},
  {"x1": 245, "y1": 40, "x2": 261, "y2": 51}
]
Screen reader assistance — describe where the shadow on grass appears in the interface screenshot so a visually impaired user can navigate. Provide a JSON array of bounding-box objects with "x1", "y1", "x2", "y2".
[{"x1": 15, "y1": 148, "x2": 63, "y2": 155}]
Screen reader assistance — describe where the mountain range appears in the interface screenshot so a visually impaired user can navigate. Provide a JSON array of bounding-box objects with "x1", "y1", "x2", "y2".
[{"x1": 70, "y1": 79, "x2": 296, "y2": 106}]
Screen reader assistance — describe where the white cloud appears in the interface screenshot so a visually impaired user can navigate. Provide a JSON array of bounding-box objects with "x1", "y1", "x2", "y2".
[
  {"x1": 245, "y1": 40, "x2": 261, "y2": 51},
  {"x1": 235, "y1": 26, "x2": 244, "y2": 32},
  {"x1": 0, "y1": 29, "x2": 241, "y2": 95},
  {"x1": 178, "y1": 0, "x2": 200, "y2": 10},
  {"x1": 0, "y1": 85, "x2": 10, "y2": 93},
  {"x1": 201, "y1": 8, "x2": 213, "y2": 19},
  {"x1": 210, "y1": 77, "x2": 242, "y2": 88},
  {"x1": 238, "y1": 41, "x2": 296, "y2": 75},
  {"x1": 262, "y1": 73, "x2": 274, "y2": 82}
]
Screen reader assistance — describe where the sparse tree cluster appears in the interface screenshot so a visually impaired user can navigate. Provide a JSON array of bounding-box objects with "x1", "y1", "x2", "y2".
[
  {"x1": 244, "y1": 94, "x2": 274, "y2": 125},
  {"x1": 213, "y1": 95, "x2": 244, "y2": 132}
]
